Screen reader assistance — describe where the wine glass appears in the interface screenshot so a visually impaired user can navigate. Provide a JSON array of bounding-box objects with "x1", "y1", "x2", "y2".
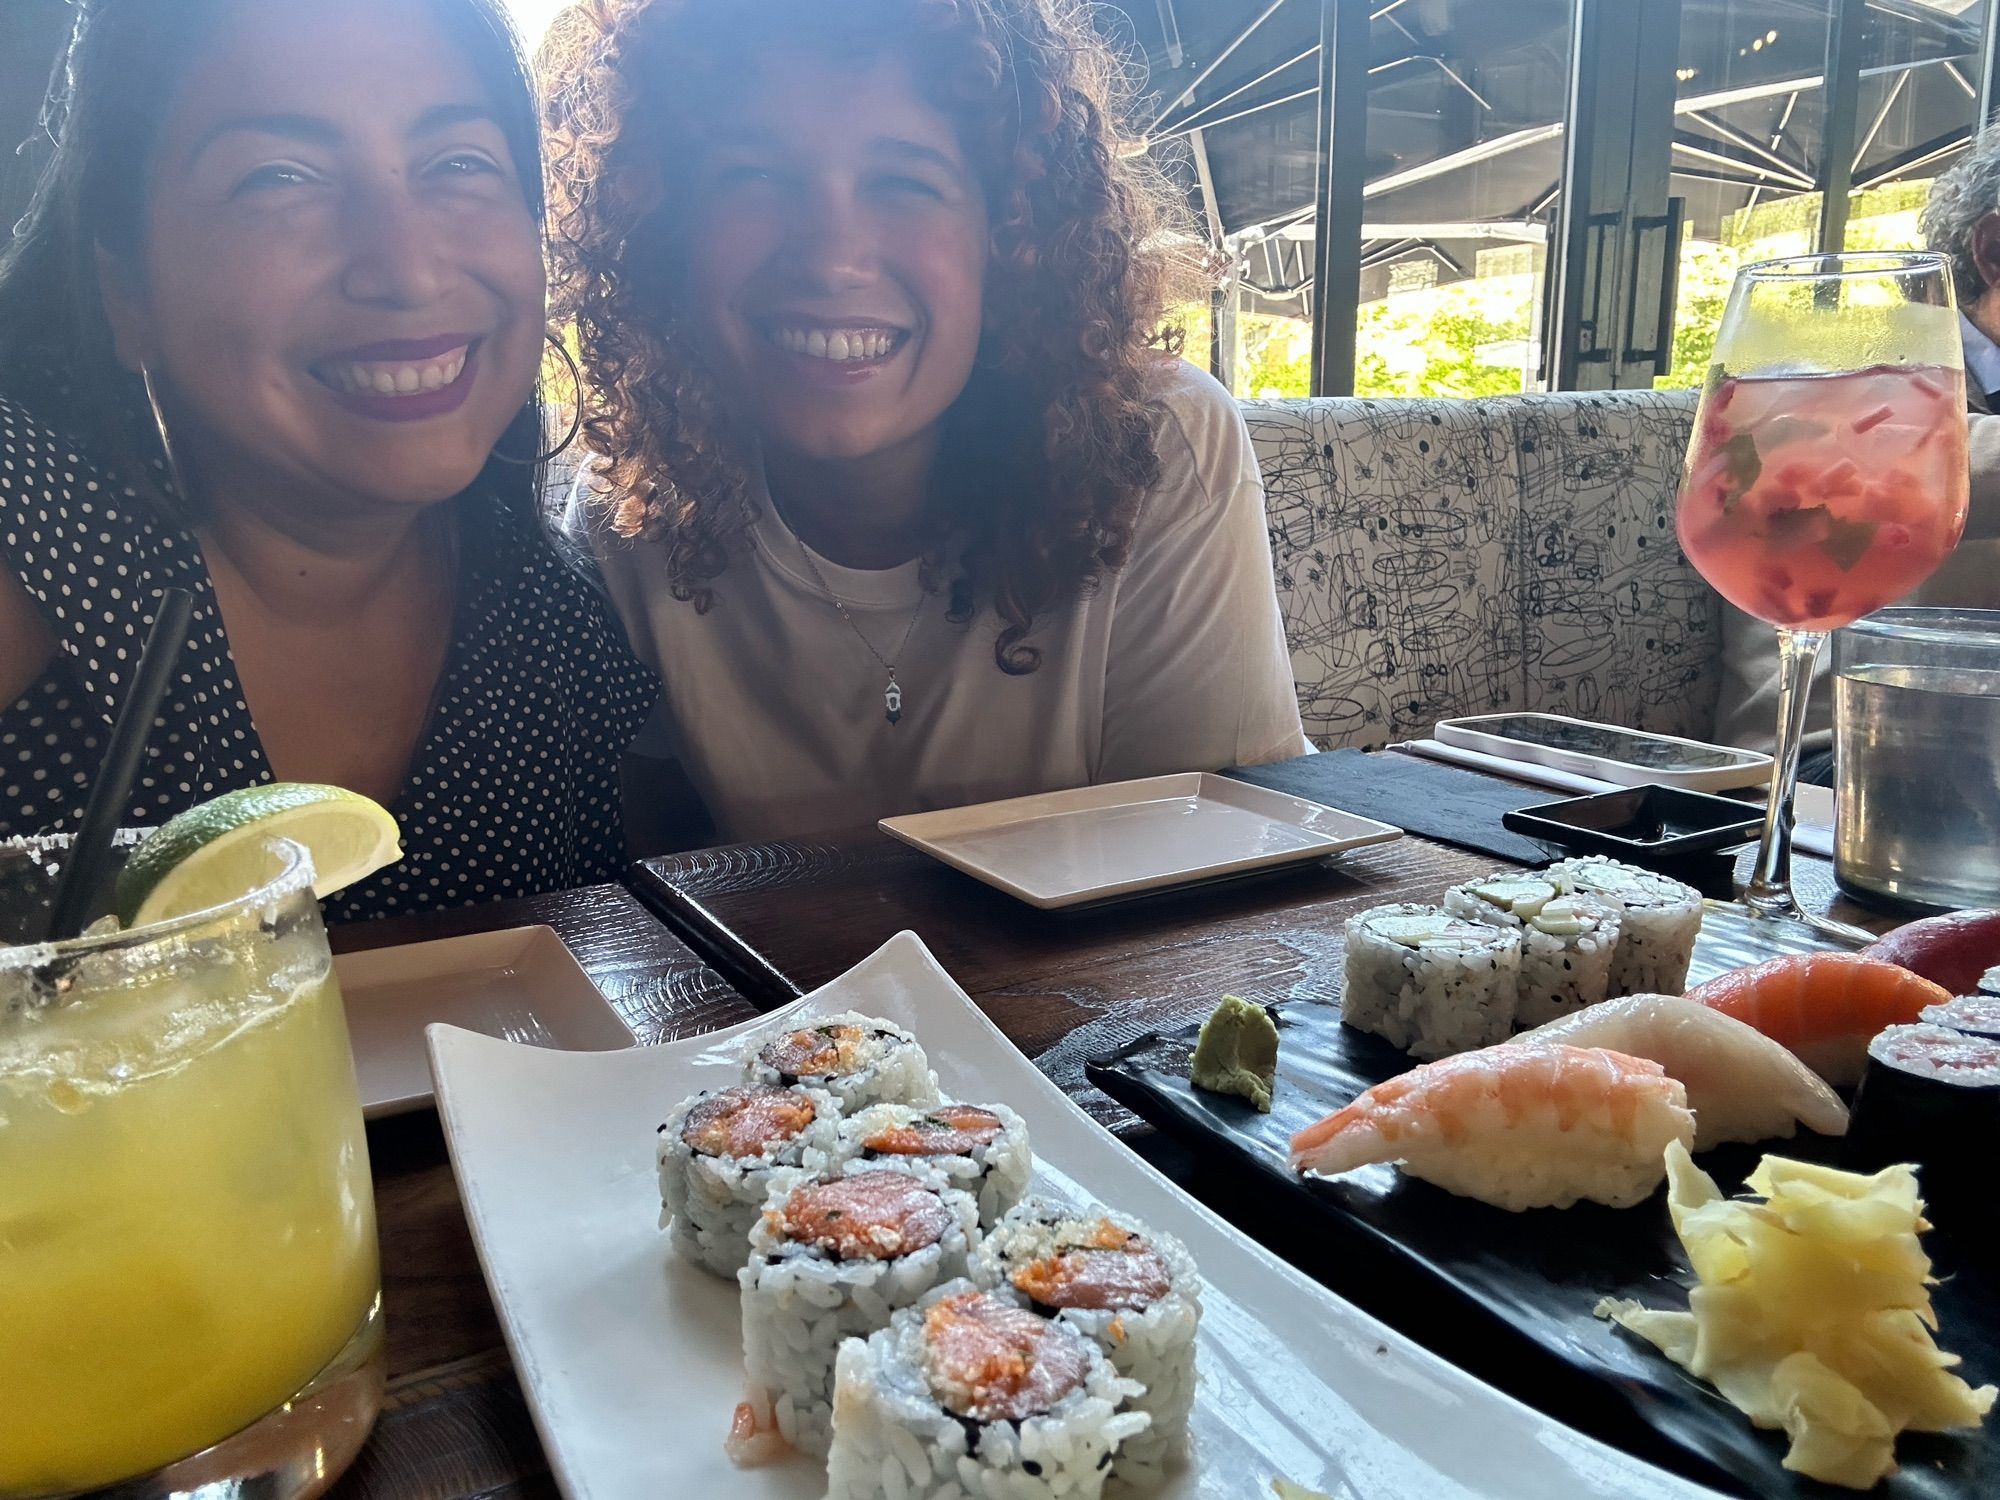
[{"x1": 1676, "y1": 252, "x2": 1970, "y2": 927}]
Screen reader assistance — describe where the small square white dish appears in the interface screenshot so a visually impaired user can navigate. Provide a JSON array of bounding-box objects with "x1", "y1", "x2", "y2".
[
  {"x1": 877, "y1": 772, "x2": 1402, "y2": 909},
  {"x1": 425, "y1": 930, "x2": 1717, "y2": 1500},
  {"x1": 336, "y1": 925, "x2": 631, "y2": 1120}
]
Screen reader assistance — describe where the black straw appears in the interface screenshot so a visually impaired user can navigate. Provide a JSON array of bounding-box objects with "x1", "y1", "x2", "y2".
[{"x1": 44, "y1": 587, "x2": 193, "y2": 941}]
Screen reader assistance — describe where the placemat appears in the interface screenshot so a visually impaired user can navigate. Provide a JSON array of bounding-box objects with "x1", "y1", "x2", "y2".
[{"x1": 1223, "y1": 748, "x2": 1563, "y2": 865}]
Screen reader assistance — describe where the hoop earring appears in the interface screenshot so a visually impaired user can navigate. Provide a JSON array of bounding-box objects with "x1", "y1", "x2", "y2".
[
  {"x1": 139, "y1": 363, "x2": 198, "y2": 504},
  {"x1": 495, "y1": 334, "x2": 586, "y2": 466}
]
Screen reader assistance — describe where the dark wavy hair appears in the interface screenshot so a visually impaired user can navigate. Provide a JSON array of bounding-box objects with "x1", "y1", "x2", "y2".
[
  {"x1": 541, "y1": 0, "x2": 1198, "y2": 671},
  {"x1": 0, "y1": 0, "x2": 549, "y2": 523}
]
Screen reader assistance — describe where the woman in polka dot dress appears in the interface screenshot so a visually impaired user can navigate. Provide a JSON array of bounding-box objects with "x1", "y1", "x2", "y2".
[{"x1": 0, "y1": 0, "x2": 657, "y2": 921}]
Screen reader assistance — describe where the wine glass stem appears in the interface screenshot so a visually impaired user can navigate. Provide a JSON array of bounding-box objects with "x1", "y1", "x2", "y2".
[{"x1": 1743, "y1": 626, "x2": 1827, "y2": 919}]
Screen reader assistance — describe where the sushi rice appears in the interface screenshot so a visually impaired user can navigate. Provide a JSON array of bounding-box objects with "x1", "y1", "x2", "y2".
[
  {"x1": 825, "y1": 1280, "x2": 1149, "y2": 1500},
  {"x1": 657, "y1": 1083, "x2": 843, "y2": 1278},
  {"x1": 740, "y1": 1167, "x2": 981, "y2": 1457},
  {"x1": 1550, "y1": 858, "x2": 1703, "y2": 997},
  {"x1": 970, "y1": 1197, "x2": 1201, "y2": 1482},
  {"x1": 1444, "y1": 876, "x2": 1623, "y2": 1027},
  {"x1": 1342, "y1": 903, "x2": 1521, "y2": 1059},
  {"x1": 748, "y1": 1011, "x2": 942, "y2": 1112},
  {"x1": 838, "y1": 1101, "x2": 1033, "y2": 1228}
]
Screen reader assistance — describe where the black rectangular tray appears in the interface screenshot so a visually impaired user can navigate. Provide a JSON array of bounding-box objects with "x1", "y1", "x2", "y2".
[{"x1": 1086, "y1": 904, "x2": 1996, "y2": 1500}]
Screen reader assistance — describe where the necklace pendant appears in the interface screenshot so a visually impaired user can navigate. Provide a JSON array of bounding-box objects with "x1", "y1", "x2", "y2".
[{"x1": 884, "y1": 676, "x2": 903, "y2": 727}]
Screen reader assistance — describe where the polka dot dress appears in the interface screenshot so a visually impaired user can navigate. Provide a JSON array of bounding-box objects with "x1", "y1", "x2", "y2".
[{"x1": 0, "y1": 394, "x2": 659, "y2": 923}]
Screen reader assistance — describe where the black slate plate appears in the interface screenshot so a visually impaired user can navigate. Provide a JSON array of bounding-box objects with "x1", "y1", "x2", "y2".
[{"x1": 1086, "y1": 904, "x2": 1997, "y2": 1500}]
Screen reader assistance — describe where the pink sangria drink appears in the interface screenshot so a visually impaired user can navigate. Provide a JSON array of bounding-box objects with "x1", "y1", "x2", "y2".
[{"x1": 1679, "y1": 363, "x2": 1969, "y2": 630}]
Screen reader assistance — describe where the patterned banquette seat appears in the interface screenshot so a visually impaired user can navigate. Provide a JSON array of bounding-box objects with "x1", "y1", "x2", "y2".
[{"x1": 1240, "y1": 387, "x2": 1719, "y2": 749}]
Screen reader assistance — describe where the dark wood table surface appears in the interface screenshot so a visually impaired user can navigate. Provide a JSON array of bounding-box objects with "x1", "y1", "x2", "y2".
[
  {"x1": 324, "y1": 780, "x2": 1893, "y2": 1499},
  {"x1": 627, "y1": 820, "x2": 1886, "y2": 1132},
  {"x1": 327, "y1": 884, "x2": 756, "y2": 1500}
]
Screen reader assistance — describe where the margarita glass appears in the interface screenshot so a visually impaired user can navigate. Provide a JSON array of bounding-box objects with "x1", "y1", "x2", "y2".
[{"x1": 0, "y1": 835, "x2": 381, "y2": 1499}]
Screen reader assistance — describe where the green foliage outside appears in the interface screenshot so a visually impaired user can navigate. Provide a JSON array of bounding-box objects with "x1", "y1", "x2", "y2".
[{"x1": 1355, "y1": 293, "x2": 1532, "y2": 398}]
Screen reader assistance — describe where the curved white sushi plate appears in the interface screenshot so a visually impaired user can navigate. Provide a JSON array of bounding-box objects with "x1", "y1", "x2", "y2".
[{"x1": 426, "y1": 930, "x2": 1726, "y2": 1500}]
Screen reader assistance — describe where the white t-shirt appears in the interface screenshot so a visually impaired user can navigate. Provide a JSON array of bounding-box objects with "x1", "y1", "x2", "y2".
[{"x1": 592, "y1": 358, "x2": 1310, "y2": 843}]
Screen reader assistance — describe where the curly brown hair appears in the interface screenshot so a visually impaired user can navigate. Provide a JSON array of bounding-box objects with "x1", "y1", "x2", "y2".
[{"x1": 539, "y1": 0, "x2": 1198, "y2": 671}]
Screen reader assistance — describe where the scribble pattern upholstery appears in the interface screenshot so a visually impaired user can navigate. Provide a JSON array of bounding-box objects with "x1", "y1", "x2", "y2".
[{"x1": 1240, "y1": 387, "x2": 1719, "y2": 749}]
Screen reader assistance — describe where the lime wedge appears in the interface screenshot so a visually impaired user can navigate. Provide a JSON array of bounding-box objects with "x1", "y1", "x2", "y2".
[{"x1": 116, "y1": 784, "x2": 403, "y2": 926}]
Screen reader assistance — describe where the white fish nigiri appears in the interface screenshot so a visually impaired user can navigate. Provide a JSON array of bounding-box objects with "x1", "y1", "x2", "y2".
[
  {"x1": 1290, "y1": 1044, "x2": 1694, "y2": 1211},
  {"x1": 1512, "y1": 994, "x2": 1849, "y2": 1149}
]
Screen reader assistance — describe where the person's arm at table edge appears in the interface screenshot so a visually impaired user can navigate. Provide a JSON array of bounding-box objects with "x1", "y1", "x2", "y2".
[
  {"x1": 1966, "y1": 411, "x2": 2000, "y2": 540},
  {"x1": 0, "y1": 567, "x2": 54, "y2": 709}
]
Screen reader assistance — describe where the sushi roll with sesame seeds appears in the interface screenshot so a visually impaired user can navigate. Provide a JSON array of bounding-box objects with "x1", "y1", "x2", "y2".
[
  {"x1": 835, "y1": 1101, "x2": 1032, "y2": 1228},
  {"x1": 970, "y1": 1197, "x2": 1200, "y2": 1482},
  {"x1": 656, "y1": 1083, "x2": 841, "y2": 1278},
  {"x1": 748, "y1": 1012, "x2": 940, "y2": 1111},
  {"x1": 824, "y1": 1281, "x2": 1149, "y2": 1500},
  {"x1": 1341, "y1": 903, "x2": 1521, "y2": 1059},
  {"x1": 1549, "y1": 858, "x2": 1704, "y2": 997},
  {"x1": 739, "y1": 1167, "x2": 979, "y2": 1457},
  {"x1": 1445, "y1": 874, "x2": 1624, "y2": 1027}
]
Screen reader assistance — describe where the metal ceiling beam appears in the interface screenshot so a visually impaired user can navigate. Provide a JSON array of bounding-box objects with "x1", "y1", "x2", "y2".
[
  {"x1": 1682, "y1": 108, "x2": 1812, "y2": 183},
  {"x1": 1855, "y1": 125, "x2": 1972, "y2": 189},
  {"x1": 1155, "y1": 46, "x2": 1317, "y2": 138},
  {"x1": 1278, "y1": 218, "x2": 1548, "y2": 241},
  {"x1": 1220, "y1": 42, "x2": 1968, "y2": 251},
  {"x1": 1154, "y1": 0, "x2": 1184, "y2": 69},
  {"x1": 1745, "y1": 89, "x2": 1802, "y2": 215},
  {"x1": 1147, "y1": 0, "x2": 1292, "y2": 133},
  {"x1": 1367, "y1": 54, "x2": 1495, "y2": 110},
  {"x1": 1671, "y1": 133, "x2": 1816, "y2": 191},
  {"x1": 1672, "y1": 165, "x2": 1798, "y2": 189},
  {"x1": 1188, "y1": 128, "x2": 1225, "y2": 246},
  {"x1": 1853, "y1": 66, "x2": 1910, "y2": 171}
]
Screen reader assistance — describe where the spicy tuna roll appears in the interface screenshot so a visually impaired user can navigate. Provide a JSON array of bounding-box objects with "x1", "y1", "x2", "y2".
[
  {"x1": 740, "y1": 1168, "x2": 979, "y2": 1457},
  {"x1": 837, "y1": 1101, "x2": 1032, "y2": 1228},
  {"x1": 825, "y1": 1283, "x2": 1148, "y2": 1500},
  {"x1": 1342, "y1": 903, "x2": 1521, "y2": 1059},
  {"x1": 749, "y1": 1012, "x2": 940, "y2": 1111},
  {"x1": 657, "y1": 1083, "x2": 840, "y2": 1277},
  {"x1": 1550, "y1": 858, "x2": 1704, "y2": 996},
  {"x1": 971, "y1": 1198, "x2": 1200, "y2": 1478}
]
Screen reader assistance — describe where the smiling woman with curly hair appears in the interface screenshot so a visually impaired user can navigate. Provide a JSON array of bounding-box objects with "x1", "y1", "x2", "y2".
[{"x1": 541, "y1": 0, "x2": 1307, "y2": 841}]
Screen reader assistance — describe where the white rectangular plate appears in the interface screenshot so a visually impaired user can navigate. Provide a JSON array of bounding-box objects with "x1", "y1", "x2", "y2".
[
  {"x1": 426, "y1": 931, "x2": 1719, "y2": 1500},
  {"x1": 337, "y1": 926, "x2": 631, "y2": 1119},
  {"x1": 878, "y1": 772, "x2": 1402, "y2": 909}
]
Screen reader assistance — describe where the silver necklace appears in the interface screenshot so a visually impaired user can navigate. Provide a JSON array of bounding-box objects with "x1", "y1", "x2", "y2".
[{"x1": 793, "y1": 545, "x2": 927, "y2": 726}]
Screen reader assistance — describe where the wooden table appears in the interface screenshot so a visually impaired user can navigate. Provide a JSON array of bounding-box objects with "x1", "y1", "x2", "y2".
[
  {"x1": 627, "y1": 821, "x2": 1884, "y2": 1132},
  {"x1": 328, "y1": 885, "x2": 756, "y2": 1500},
  {"x1": 626, "y1": 807, "x2": 1895, "y2": 1494}
]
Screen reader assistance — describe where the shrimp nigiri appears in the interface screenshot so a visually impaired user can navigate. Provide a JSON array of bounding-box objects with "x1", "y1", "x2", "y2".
[
  {"x1": 1290, "y1": 1044, "x2": 1694, "y2": 1211},
  {"x1": 1684, "y1": 952, "x2": 1951, "y2": 1087}
]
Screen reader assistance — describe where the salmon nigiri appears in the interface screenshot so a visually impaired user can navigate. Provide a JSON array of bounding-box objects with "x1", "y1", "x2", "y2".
[
  {"x1": 1290, "y1": 1044, "x2": 1694, "y2": 1211},
  {"x1": 1684, "y1": 952, "x2": 1951, "y2": 1087}
]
